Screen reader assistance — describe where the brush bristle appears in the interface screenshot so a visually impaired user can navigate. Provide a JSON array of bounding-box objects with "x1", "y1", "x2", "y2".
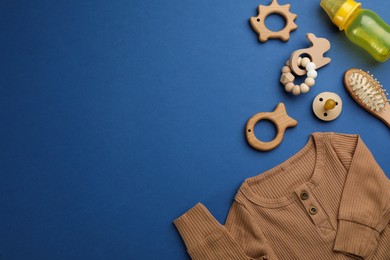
[{"x1": 348, "y1": 70, "x2": 388, "y2": 112}]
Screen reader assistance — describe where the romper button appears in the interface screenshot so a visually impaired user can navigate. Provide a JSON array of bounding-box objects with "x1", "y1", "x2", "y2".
[
  {"x1": 300, "y1": 191, "x2": 309, "y2": 200},
  {"x1": 309, "y1": 206, "x2": 318, "y2": 215},
  {"x1": 262, "y1": 256, "x2": 268, "y2": 260}
]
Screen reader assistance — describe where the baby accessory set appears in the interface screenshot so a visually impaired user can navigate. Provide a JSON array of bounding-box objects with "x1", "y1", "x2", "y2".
[{"x1": 174, "y1": 0, "x2": 390, "y2": 259}]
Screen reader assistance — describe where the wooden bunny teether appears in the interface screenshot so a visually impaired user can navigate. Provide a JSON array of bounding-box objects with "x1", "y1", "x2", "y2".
[
  {"x1": 289, "y1": 33, "x2": 331, "y2": 76},
  {"x1": 246, "y1": 103, "x2": 297, "y2": 151}
]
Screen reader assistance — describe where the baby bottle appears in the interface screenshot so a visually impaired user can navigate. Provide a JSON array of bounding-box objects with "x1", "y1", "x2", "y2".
[{"x1": 320, "y1": 0, "x2": 390, "y2": 62}]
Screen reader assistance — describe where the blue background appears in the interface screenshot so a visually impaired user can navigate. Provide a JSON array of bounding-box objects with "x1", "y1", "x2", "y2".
[{"x1": 1, "y1": 0, "x2": 389, "y2": 259}]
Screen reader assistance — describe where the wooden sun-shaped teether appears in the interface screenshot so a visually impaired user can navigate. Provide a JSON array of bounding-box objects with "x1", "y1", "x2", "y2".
[
  {"x1": 250, "y1": 0, "x2": 297, "y2": 42},
  {"x1": 246, "y1": 103, "x2": 297, "y2": 151}
]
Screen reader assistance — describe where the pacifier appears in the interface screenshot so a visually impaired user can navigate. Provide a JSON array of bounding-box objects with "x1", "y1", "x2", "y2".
[{"x1": 312, "y1": 92, "x2": 343, "y2": 121}]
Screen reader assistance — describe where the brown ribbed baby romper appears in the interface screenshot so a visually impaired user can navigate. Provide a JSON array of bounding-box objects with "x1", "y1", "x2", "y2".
[{"x1": 174, "y1": 133, "x2": 390, "y2": 260}]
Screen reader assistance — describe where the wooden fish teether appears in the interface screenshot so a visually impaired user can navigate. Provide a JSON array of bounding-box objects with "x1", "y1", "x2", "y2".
[
  {"x1": 250, "y1": 0, "x2": 297, "y2": 42},
  {"x1": 246, "y1": 103, "x2": 297, "y2": 151}
]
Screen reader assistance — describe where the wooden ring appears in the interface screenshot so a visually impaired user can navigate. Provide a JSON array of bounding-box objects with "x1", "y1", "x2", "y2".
[{"x1": 246, "y1": 103, "x2": 298, "y2": 151}]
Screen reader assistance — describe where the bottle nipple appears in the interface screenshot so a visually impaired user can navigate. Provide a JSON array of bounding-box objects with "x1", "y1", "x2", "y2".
[{"x1": 320, "y1": 0, "x2": 361, "y2": 30}]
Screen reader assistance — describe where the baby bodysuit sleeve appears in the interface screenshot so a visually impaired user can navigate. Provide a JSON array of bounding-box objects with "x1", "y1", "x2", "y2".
[
  {"x1": 174, "y1": 203, "x2": 250, "y2": 259},
  {"x1": 174, "y1": 202, "x2": 270, "y2": 259},
  {"x1": 332, "y1": 134, "x2": 390, "y2": 259}
]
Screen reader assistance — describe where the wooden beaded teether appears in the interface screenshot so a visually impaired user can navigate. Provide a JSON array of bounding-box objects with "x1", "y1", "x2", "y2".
[
  {"x1": 250, "y1": 0, "x2": 297, "y2": 42},
  {"x1": 280, "y1": 34, "x2": 331, "y2": 95},
  {"x1": 246, "y1": 103, "x2": 297, "y2": 151},
  {"x1": 280, "y1": 57, "x2": 318, "y2": 95}
]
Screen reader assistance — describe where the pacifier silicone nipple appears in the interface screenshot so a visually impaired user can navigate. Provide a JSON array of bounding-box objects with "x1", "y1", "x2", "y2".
[{"x1": 324, "y1": 99, "x2": 337, "y2": 110}]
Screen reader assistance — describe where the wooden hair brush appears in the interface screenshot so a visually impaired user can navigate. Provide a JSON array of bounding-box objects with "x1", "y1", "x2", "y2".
[{"x1": 344, "y1": 68, "x2": 390, "y2": 128}]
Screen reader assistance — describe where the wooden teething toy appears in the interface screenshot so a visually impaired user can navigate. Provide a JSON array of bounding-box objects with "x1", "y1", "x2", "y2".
[
  {"x1": 280, "y1": 33, "x2": 331, "y2": 95},
  {"x1": 250, "y1": 0, "x2": 297, "y2": 42},
  {"x1": 246, "y1": 103, "x2": 297, "y2": 151},
  {"x1": 289, "y1": 33, "x2": 331, "y2": 76},
  {"x1": 280, "y1": 57, "x2": 318, "y2": 95}
]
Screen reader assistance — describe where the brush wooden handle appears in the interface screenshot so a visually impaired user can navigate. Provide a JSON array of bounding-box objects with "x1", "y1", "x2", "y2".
[{"x1": 344, "y1": 68, "x2": 390, "y2": 128}]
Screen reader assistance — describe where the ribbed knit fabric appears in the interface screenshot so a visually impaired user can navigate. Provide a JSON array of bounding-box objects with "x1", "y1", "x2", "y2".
[{"x1": 174, "y1": 133, "x2": 390, "y2": 260}]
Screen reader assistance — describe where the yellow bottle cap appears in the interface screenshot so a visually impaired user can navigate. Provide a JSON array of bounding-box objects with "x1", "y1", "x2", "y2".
[{"x1": 320, "y1": 0, "x2": 361, "y2": 30}]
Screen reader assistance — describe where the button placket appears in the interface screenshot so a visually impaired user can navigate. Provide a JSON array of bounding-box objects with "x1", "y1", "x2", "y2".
[{"x1": 294, "y1": 184, "x2": 331, "y2": 229}]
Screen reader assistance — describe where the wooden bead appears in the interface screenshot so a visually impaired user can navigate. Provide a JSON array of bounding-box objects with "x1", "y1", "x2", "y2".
[
  {"x1": 300, "y1": 83, "x2": 310, "y2": 93},
  {"x1": 285, "y1": 82, "x2": 294, "y2": 92},
  {"x1": 306, "y1": 62, "x2": 316, "y2": 71},
  {"x1": 301, "y1": 57, "x2": 310, "y2": 67},
  {"x1": 305, "y1": 77, "x2": 315, "y2": 87},
  {"x1": 282, "y1": 66, "x2": 291, "y2": 73},
  {"x1": 297, "y1": 57, "x2": 302, "y2": 66},
  {"x1": 307, "y1": 69, "x2": 318, "y2": 79},
  {"x1": 280, "y1": 72, "x2": 295, "y2": 85},
  {"x1": 292, "y1": 85, "x2": 301, "y2": 95}
]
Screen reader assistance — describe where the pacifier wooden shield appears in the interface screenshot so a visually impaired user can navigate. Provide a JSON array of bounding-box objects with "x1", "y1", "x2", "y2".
[{"x1": 312, "y1": 92, "x2": 342, "y2": 121}]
